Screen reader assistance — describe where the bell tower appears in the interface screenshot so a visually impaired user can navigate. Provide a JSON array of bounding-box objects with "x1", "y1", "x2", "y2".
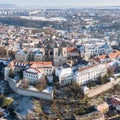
[
  {"x1": 53, "y1": 48, "x2": 58, "y2": 58},
  {"x1": 62, "y1": 47, "x2": 67, "y2": 57}
]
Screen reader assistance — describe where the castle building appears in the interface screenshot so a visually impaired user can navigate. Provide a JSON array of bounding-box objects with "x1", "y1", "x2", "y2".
[{"x1": 74, "y1": 64, "x2": 107, "y2": 85}]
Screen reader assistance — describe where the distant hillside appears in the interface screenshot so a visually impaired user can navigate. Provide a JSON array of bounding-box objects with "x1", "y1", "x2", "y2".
[
  {"x1": 0, "y1": 16, "x2": 58, "y2": 28},
  {"x1": 95, "y1": 6, "x2": 120, "y2": 9},
  {"x1": 0, "y1": 4, "x2": 17, "y2": 9}
]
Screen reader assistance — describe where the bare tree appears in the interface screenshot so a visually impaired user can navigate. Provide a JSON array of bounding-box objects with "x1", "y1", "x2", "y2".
[
  {"x1": 35, "y1": 77, "x2": 47, "y2": 91},
  {"x1": 21, "y1": 79, "x2": 29, "y2": 89}
]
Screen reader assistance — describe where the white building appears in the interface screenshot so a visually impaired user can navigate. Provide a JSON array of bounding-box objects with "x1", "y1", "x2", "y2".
[
  {"x1": 15, "y1": 50, "x2": 28, "y2": 62},
  {"x1": 55, "y1": 67, "x2": 73, "y2": 86},
  {"x1": 15, "y1": 48, "x2": 45, "y2": 62},
  {"x1": 34, "y1": 51, "x2": 44, "y2": 61},
  {"x1": 4, "y1": 60, "x2": 29, "y2": 80},
  {"x1": 24, "y1": 61, "x2": 53, "y2": 83},
  {"x1": 89, "y1": 44, "x2": 112, "y2": 56},
  {"x1": 74, "y1": 64, "x2": 107, "y2": 85},
  {"x1": 78, "y1": 42, "x2": 113, "y2": 60},
  {"x1": 67, "y1": 47, "x2": 79, "y2": 58},
  {"x1": 23, "y1": 67, "x2": 42, "y2": 84},
  {"x1": 30, "y1": 62, "x2": 53, "y2": 76}
]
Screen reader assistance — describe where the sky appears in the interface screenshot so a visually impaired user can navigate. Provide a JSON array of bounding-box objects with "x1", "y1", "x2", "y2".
[{"x1": 0, "y1": 0, "x2": 120, "y2": 7}]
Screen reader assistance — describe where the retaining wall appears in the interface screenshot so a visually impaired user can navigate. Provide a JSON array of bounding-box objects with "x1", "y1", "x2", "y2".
[
  {"x1": 7, "y1": 78, "x2": 53, "y2": 100},
  {"x1": 85, "y1": 78, "x2": 120, "y2": 98}
]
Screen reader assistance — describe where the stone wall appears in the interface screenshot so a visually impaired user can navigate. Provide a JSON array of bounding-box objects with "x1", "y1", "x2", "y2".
[
  {"x1": 84, "y1": 78, "x2": 120, "y2": 98},
  {"x1": 7, "y1": 78, "x2": 53, "y2": 100},
  {"x1": 16, "y1": 88, "x2": 53, "y2": 100}
]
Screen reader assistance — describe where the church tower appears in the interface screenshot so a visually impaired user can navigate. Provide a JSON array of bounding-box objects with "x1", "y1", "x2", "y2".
[{"x1": 62, "y1": 47, "x2": 67, "y2": 57}]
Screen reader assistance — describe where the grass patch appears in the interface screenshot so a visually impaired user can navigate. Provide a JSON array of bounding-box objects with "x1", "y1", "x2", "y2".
[{"x1": 1, "y1": 97, "x2": 14, "y2": 107}]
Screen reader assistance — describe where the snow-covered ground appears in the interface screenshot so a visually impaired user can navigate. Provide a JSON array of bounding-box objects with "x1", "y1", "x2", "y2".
[
  {"x1": 20, "y1": 16, "x2": 67, "y2": 21},
  {"x1": 8, "y1": 94, "x2": 34, "y2": 116},
  {"x1": 0, "y1": 80, "x2": 34, "y2": 118},
  {"x1": 9, "y1": 93, "x2": 33, "y2": 116},
  {"x1": 16, "y1": 97, "x2": 33, "y2": 116},
  {"x1": 0, "y1": 80, "x2": 10, "y2": 94}
]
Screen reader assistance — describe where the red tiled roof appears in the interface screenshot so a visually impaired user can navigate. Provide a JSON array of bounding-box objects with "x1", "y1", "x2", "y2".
[
  {"x1": 30, "y1": 61, "x2": 52, "y2": 67},
  {"x1": 108, "y1": 51, "x2": 120, "y2": 59},
  {"x1": 67, "y1": 47, "x2": 78, "y2": 53},
  {"x1": 94, "y1": 51, "x2": 120, "y2": 62}
]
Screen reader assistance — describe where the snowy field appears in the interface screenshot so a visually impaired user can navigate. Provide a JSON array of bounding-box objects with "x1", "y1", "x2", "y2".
[
  {"x1": 20, "y1": 16, "x2": 67, "y2": 21},
  {"x1": 8, "y1": 94, "x2": 33, "y2": 116}
]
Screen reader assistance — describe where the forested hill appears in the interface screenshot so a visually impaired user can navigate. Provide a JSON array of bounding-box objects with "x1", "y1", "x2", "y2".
[{"x1": 0, "y1": 16, "x2": 58, "y2": 28}]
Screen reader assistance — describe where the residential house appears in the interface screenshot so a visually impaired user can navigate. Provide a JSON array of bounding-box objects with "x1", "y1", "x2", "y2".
[
  {"x1": 4, "y1": 60, "x2": 29, "y2": 80},
  {"x1": 15, "y1": 48, "x2": 45, "y2": 62},
  {"x1": 78, "y1": 43, "x2": 113, "y2": 60},
  {"x1": 67, "y1": 47, "x2": 79, "y2": 58},
  {"x1": 15, "y1": 50, "x2": 28, "y2": 62},
  {"x1": 95, "y1": 102, "x2": 109, "y2": 113},
  {"x1": 110, "y1": 96, "x2": 120, "y2": 111},
  {"x1": 93, "y1": 51, "x2": 120, "y2": 63}
]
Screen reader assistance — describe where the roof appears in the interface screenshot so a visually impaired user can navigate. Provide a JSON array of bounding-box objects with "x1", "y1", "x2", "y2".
[
  {"x1": 67, "y1": 47, "x2": 78, "y2": 53},
  {"x1": 30, "y1": 61, "x2": 52, "y2": 67},
  {"x1": 28, "y1": 86, "x2": 39, "y2": 91},
  {"x1": 94, "y1": 51, "x2": 120, "y2": 62},
  {"x1": 56, "y1": 67, "x2": 73, "y2": 76},
  {"x1": 96, "y1": 102, "x2": 109, "y2": 110},
  {"x1": 7, "y1": 61, "x2": 15, "y2": 68},
  {"x1": 108, "y1": 51, "x2": 120, "y2": 59},
  {"x1": 25, "y1": 67, "x2": 41, "y2": 74},
  {"x1": 7, "y1": 60, "x2": 29, "y2": 68},
  {"x1": 77, "y1": 63, "x2": 106, "y2": 73}
]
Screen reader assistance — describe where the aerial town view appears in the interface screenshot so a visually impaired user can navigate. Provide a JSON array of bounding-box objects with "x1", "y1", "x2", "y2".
[{"x1": 0, "y1": 0, "x2": 120, "y2": 120}]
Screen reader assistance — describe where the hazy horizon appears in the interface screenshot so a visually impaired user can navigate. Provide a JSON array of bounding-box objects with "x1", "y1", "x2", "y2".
[{"x1": 0, "y1": 0, "x2": 120, "y2": 7}]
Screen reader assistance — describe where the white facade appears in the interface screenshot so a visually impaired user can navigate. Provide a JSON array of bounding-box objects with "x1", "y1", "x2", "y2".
[
  {"x1": 23, "y1": 62, "x2": 53, "y2": 83},
  {"x1": 23, "y1": 67, "x2": 42, "y2": 84},
  {"x1": 34, "y1": 48, "x2": 45, "y2": 61},
  {"x1": 34, "y1": 53, "x2": 43, "y2": 61},
  {"x1": 15, "y1": 48, "x2": 45, "y2": 62},
  {"x1": 4, "y1": 67, "x2": 11, "y2": 80},
  {"x1": 55, "y1": 67, "x2": 73, "y2": 86},
  {"x1": 30, "y1": 62, "x2": 53, "y2": 76},
  {"x1": 89, "y1": 44, "x2": 113, "y2": 56},
  {"x1": 78, "y1": 43, "x2": 113, "y2": 59},
  {"x1": 15, "y1": 50, "x2": 28, "y2": 61},
  {"x1": 74, "y1": 64, "x2": 107, "y2": 85},
  {"x1": 53, "y1": 47, "x2": 67, "y2": 66},
  {"x1": 67, "y1": 47, "x2": 79, "y2": 58},
  {"x1": 41, "y1": 67, "x2": 53, "y2": 75}
]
